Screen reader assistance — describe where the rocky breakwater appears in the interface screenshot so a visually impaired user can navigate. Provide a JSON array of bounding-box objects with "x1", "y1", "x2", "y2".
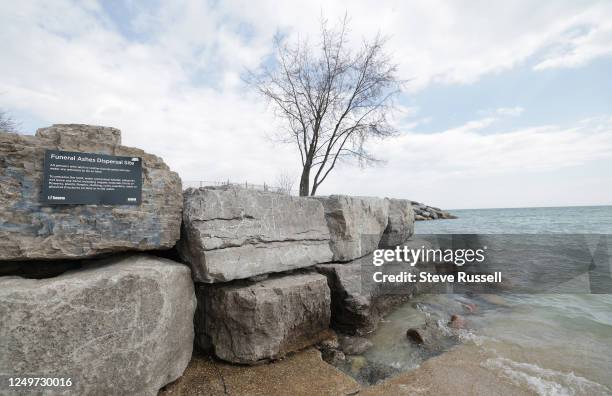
[
  {"x1": 185, "y1": 192, "x2": 420, "y2": 365},
  {"x1": 181, "y1": 187, "x2": 335, "y2": 364},
  {"x1": 0, "y1": 124, "x2": 183, "y2": 260},
  {"x1": 411, "y1": 200, "x2": 457, "y2": 220},
  {"x1": 0, "y1": 125, "x2": 196, "y2": 395}
]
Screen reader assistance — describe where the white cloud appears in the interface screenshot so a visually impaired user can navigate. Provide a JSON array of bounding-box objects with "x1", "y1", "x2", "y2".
[
  {"x1": 1, "y1": 1, "x2": 612, "y2": 208},
  {"x1": 534, "y1": 12, "x2": 612, "y2": 70},
  {"x1": 317, "y1": 116, "x2": 612, "y2": 207},
  {"x1": 200, "y1": 0, "x2": 612, "y2": 89},
  {"x1": 383, "y1": 117, "x2": 612, "y2": 176}
]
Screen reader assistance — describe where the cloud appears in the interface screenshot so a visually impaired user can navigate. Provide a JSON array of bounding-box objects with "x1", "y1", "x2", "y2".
[
  {"x1": 533, "y1": 13, "x2": 612, "y2": 70},
  {"x1": 394, "y1": 118, "x2": 612, "y2": 175},
  {"x1": 1, "y1": 1, "x2": 612, "y2": 208},
  {"x1": 205, "y1": 0, "x2": 612, "y2": 90},
  {"x1": 316, "y1": 116, "x2": 612, "y2": 207}
]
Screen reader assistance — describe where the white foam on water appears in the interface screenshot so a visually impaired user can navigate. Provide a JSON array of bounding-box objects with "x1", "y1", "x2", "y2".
[{"x1": 481, "y1": 357, "x2": 610, "y2": 396}]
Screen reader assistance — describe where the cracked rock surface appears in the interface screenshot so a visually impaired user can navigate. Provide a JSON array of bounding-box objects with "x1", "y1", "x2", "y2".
[
  {"x1": 179, "y1": 186, "x2": 333, "y2": 282},
  {"x1": 0, "y1": 125, "x2": 182, "y2": 261},
  {"x1": 0, "y1": 254, "x2": 196, "y2": 395},
  {"x1": 315, "y1": 195, "x2": 390, "y2": 262},
  {"x1": 379, "y1": 198, "x2": 415, "y2": 247}
]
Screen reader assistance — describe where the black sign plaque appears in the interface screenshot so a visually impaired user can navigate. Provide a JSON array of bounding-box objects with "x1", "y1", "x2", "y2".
[{"x1": 42, "y1": 149, "x2": 142, "y2": 205}]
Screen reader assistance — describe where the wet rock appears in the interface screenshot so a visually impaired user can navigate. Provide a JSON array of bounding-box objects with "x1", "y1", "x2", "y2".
[
  {"x1": 316, "y1": 257, "x2": 410, "y2": 335},
  {"x1": 449, "y1": 314, "x2": 466, "y2": 329},
  {"x1": 379, "y1": 198, "x2": 415, "y2": 247},
  {"x1": 317, "y1": 332, "x2": 349, "y2": 365},
  {"x1": 350, "y1": 356, "x2": 368, "y2": 375},
  {"x1": 479, "y1": 293, "x2": 511, "y2": 307},
  {"x1": 197, "y1": 273, "x2": 331, "y2": 364},
  {"x1": 0, "y1": 254, "x2": 196, "y2": 395},
  {"x1": 321, "y1": 347, "x2": 347, "y2": 366},
  {"x1": 160, "y1": 348, "x2": 361, "y2": 396},
  {"x1": 179, "y1": 186, "x2": 333, "y2": 282},
  {"x1": 317, "y1": 239, "x2": 432, "y2": 335},
  {"x1": 462, "y1": 302, "x2": 478, "y2": 314},
  {"x1": 406, "y1": 328, "x2": 426, "y2": 344},
  {"x1": 405, "y1": 318, "x2": 456, "y2": 351},
  {"x1": 355, "y1": 360, "x2": 402, "y2": 385},
  {"x1": 339, "y1": 335, "x2": 374, "y2": 355},
  {"x1": 315, "y1": 195, "x2": 390, "y2": 261},
  {"x1": 0, "y1": 125, "x2": 182, "y2": 261},
  {"x1": 319, "y1": 335, "x2": 340, "y2": 350}
]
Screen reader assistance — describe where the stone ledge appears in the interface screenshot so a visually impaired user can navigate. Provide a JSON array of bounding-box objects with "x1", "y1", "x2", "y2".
[{"x1": 160, "y1": 348, "x2": 361, "y2": 396}]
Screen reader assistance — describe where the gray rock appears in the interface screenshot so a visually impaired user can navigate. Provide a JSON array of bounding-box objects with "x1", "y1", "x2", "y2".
[
  {"x1": 338, "y1": 335, "x2": 373, "y2": 355},
  {"x1": 315, "y1": 195, "x2": 390, "y2": 261},
  {"x1": 317, "y1": 239, "x2": 435, "y2": 335},
  {"x1": 197, "y1": 273, "x2": 331, "y2": 364},
  {"x1": 379, "y1": 198, "x2": 415, "y2": 247},
  {"x1": 410, "y1": 201, "x2": 456, "y2": 221},
  {"x1": 316, "y1": 258, "x2": 410, "y2": 335},
  {"x1": 0, "y1": 254, "x2": 196, "y2": 395},
  {"x1": 406, "y1": 317, "x2": 460, "y2": 352},
  {"x1": 0, "y1": 125, "x2": 182, "y2": 261},
  {"x1": 36, "y1": 124, "x2": 122, "y2": 146},
  {"x1": 179, "y1": 186, "x2": 333, "y2": 282},
  {"x1": 320, "y1": 347, "x2": 346, "y2": 366}
]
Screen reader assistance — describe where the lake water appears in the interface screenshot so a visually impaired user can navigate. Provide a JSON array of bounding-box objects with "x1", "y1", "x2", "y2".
[
  {"x1": 415, "y1": 205, "x2": 612, "y2": 234},
  {"x1": 353, "y1": 206, "x2": 612, "y2": 395}
]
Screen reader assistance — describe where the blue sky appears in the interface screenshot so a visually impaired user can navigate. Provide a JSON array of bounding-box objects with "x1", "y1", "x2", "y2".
[
  {"x1": 409, "y1": 57, "x2": 612, "y2": 133},
  {"x1": 1, "y1": 1, "x2": 611, "y2": 208}
]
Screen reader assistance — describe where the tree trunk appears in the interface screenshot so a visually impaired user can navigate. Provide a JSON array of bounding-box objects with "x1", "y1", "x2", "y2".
[
  {"x1": 310, "y1": 182, "x2": 318, "y2": 196},
  {"x1": 299, "y1": 165, "x2": 310, "y2": 196}
]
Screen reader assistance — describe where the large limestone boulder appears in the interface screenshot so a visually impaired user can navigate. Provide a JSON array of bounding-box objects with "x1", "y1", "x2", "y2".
[
  {"x1": 0, "y1": 254, "x2": 196, "y2": 395},
  {"x1": 197, "y1": 273, "x2": 331, "y2": 364},
  {"x1": 316, "y1": 239, "x2": 435, "y2": 335},
  {"x1": 0, "y1": 125, "x2": 182, "y2": 261},
  {"x1": 315, "y1": 195, "x2": 390, "y2": 262},
  {"x1": 178, "y1": 186, "x2": 333, "y2": 282},
  {"x1": 379, "y1": 198, "x2": 415, "y2": 247},
  {"x1": 316, "y1": 259, "x2": 410, "y2": 335}
]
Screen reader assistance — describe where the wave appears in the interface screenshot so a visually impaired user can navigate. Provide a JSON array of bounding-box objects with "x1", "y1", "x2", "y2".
[{"x1": 481, "y1": 357, "x2": 610, "y2": 396}]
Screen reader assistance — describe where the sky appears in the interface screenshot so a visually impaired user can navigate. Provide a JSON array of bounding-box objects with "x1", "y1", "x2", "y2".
[{"x1": 1, "y1": 0, "x2": 611, "y2": 209}]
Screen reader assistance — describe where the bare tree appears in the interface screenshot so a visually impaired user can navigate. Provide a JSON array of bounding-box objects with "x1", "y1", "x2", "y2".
[
  {"x1": 275, "y1": 171, "x2": 295, "y2": 195},
  {"x1": 247, "y1": 16, "x2": 401, "y2": 196},
  {"x1": 0, "y1": 109, "x2": 19, "y2": 133}
]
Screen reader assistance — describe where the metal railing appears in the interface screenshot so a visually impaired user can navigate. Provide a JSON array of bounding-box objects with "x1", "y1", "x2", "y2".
[{"x1": 182, "y1": 180, "x2": 291, "y2": 194}]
